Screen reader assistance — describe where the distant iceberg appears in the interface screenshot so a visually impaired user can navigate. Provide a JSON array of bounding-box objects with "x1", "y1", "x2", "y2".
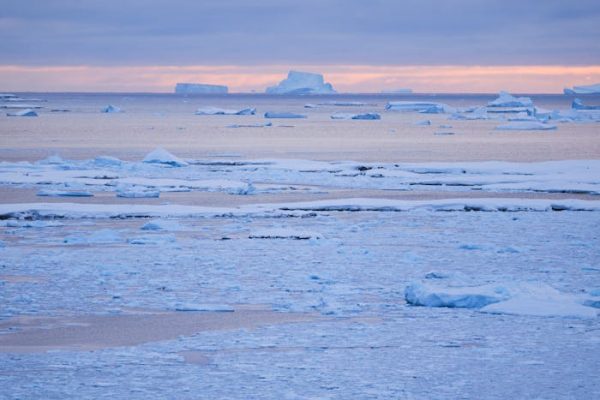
[
  {"x1": 195, "y1": 107, "x2": 256, "y2": 115},
  {"x1": 572, "y1": 98, "x2": 600, "y2": 110},
  {"x1": 266, "y1": 71, "x2": 336, "y2": 95},
  {"x1": 175, "y1": 83, "x2": 228, "y2": 94},
  {"x1": 385, "y1": 101, "x2": 455, "y2": 114},
  {"x1": 264, "y1": 112, "x2": 307, "y2": 119},
  {"x1": 488, "y1": 91, "x2": 533, "y2": 108},
  {"x1": 381, "y1": 89, "x2": 412, "y2": 94},
  {"x1": 101, "y1": 105, "x2": 122, "y2": 113},
  {"x1": 564, "y1": 83, "x2": 600, "y2": 95},
  {"x1": 6, "y1": 108, "x2": 38, "y2": 117}
]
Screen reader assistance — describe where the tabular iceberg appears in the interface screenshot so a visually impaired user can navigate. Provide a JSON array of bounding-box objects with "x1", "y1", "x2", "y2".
[
  {"x1": 385, "y1": 101, "x2": 455, "y2": 113},
  {"x1": 175, "y1": 83, "x2": 228, "y2": 94},
  {"x1": 266, "y1": 71, "x2": 336, "y2": 95},
  {"x1": 488, "y1": 91, "x2": 533, "y2": 108},
  {"x1": 564, "y1": 83, "x2": 600, "y2": 94}
]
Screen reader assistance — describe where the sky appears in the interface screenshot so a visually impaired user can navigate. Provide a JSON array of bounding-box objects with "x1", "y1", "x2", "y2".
[{"x1": 1, "y1": 0, "x2": 600, "y2": 93}]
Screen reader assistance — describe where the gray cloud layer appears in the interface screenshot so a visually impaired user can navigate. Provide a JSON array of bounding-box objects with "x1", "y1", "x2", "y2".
[{"x1": 1, "y1": 0, "x2": 599, "y2": 65}]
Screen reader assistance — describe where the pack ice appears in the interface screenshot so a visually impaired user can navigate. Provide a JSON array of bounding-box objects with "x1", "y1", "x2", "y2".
[{"x1": 265, "y1": 71, "x2": 336, "y2": 95}]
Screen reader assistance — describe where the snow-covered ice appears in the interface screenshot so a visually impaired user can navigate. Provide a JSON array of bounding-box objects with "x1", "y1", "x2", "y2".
[
  {"x1": 195, "y1": 106, "x2": 256, "y2": 115},
  {"x1": 385, "y1": 101, "x2": 455, "y2": 113},
  {"x1": 495, "y1": 121, "x2": 557, "y2": 131},
  {"x1": 488, "y1": 91, "x2": 533, "y2": 108},
  {"x1": 175, "y1": 83, "x2": 228, "y2": 94},
  {"x1": 264, "y1": 112, "x2": 307, "y2": 119},
  {"x1": 142, "y1": 148, "x2": 188, "y2": 167},
  {"x1": 6, "y1": 108, "x2": 38, "y2": 117},
  {"x1": 564, "y1": 83, "x2": 600, "y2": 94},
  {"x1": 101, "y1": 105, "x2": 122, "y2": 113}
]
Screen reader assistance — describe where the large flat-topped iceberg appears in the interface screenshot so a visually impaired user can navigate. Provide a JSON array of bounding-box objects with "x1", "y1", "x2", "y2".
[
  {"x1": 175, "y1": 83, "x2": 228, "y2": 94},
  {"x1": 564, "y1": 83, "x2": 600, "y2": 95},
  {"x1": 266, "y1": 71, "x2": 336, "y2": 95}
]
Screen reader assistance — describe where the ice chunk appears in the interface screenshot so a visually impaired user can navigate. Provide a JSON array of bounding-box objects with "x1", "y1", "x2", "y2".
[
  {"x1": 195, "y1": 107, "x2": 256, "y2": 115},
  {"x1": 572, "y1": 98, "x2": 600, "y2": 110},
  {"x1": 495, "y1": 122, "x2": 557, "y2": 131},
  {"x1": 385, "y1": 101, "x2": 455, "y2": 113},
  {"x1": 265, "y1": 70, "x2": 336, "y2": 95},
  {"x1": 318, "y1": 101, "x2": 368, "y2": 106},
  {"x1": 330, "y1": 113, "x2": 381, "y2": 120},
  {"x1": 127, "y1": 234, "x2": 177, "y2": 245},
  {"x1": 141, "y1": 219, "x2": 182, "y2": 231},
  {"x1": 414, "y1": 119, "x2": 432, "y2": 126},
  {"x1": 264, "y1": 112, "x2": 307, "y2": 119},
  {"x1": 563, "y1": 83, "x2": 600, "y2": 94},
  {"x1": 116, "y1": 188, "x2": 160, "y2": 198},
  {"x1": 6, "y1": 108, "x2": 38, "y2": 117},
  {"x1": 405, "y1": 282, "x2": 509, "y2": 308},
  {"x1": 227, "y1": 122, "x2": 272, "y2": 128},
  {"x1": 37, "y1": 190, "x2": 94, "y2": 197},
  {"x1": 142, "y1": 148, "x2": 188, "y2": 167},
  {"x1": 92, "y1": 156, "x2": 123, "y2": 168},
  {"x1": 175, "y1": 83, "x2": 228, "y2": 94},
  {"x1": 249, "y1": 228, "x2": 323, "y2": 240},
  {"x1": 488, "y1": 91, "x2": 533, "y2": 108},
  {"x1": 304, "y1": 103, "x2": 319, "y2": 108},
  {"x1": 101, "y1": 105, "x2": 121, "y2": 113},
  {"x1": 172, "y1": 303, "x2": 234, "y2": 312}
]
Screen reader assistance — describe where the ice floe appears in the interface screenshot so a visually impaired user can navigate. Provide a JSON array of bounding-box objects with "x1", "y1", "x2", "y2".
[
  {"x1": 572, "y1": 98, "x2": 600, "y2": 110},
  {"x1": 495, "y1": 122, "x2": 557, "y2": 131},
  {"x1": 227, "y1": 122, "x2": 272, "y2": 128},
  {"x1": 330, "y1": 112, "x2": 381, "y2": 120},
  {"x1": 249, "y1": 228, "x2": 323, "y2": 240},
  {"x1": 414, "y1": 119, "x2": 432, "y2": 126},
  {"x1": 141, "y1": 219, "x2": 182, "y2": 231},
  {"x1": 142, "y1": 148, "x2": 188, "y2": 167},
  {"x1": 195, "y1": 107, "x2": 256, "y2": 115},
  {"x1": 266, "y1": 70, "x2": 336, "y2": 95},
  {"x1": 6, "y1": 109, "x2": 38, "y2": 117},
  {"x1": 385, "y1": 101, "x2": 455, "y2": 114},
  {"x1": 405, "y1": 282, "x2": 598, "y2": 318},
  {"x1": 37, "y1": 189, "x2": 94, "y2": 197},
  {"x1": 264, "y1": 112, "x2": 307, "y2": 119}
]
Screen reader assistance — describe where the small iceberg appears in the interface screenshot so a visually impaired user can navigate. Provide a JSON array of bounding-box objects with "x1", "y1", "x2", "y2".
[
  {"x1": 172, "y1": 303, "x2": 234, "y2": 312},
  {"x1": 414, "y1": 119, "x2": 432, "y2": 126},
  {"x1": 572, "y1": 98, "x2": 600, "y2": 110},
  {"x1": 6, "y1": 109, "x2": 38, "y2": 117},
  {"x1": 564, "y1": 83, "x2": 600, "y2": 95},
  {"x1": 175, "y1": 83, "x2": 228, "y2": 94},
  {"x1": 142, "y1": 148, "x2": 188, "y2": 167},
  {"x1": 488, "y1": 91, "x2": 533, "y2": 108},
  {"x1": 116, "y1": 188, "x2": 160, "y2": 198},
  {"x1": 495, "y1": 121, "x2": 557, "y2": 131},
  {"x1": 266, "y1": 70, "x2": 336, "y2": 95},
  {"x1": 101, "y1": 105, "x2": 122, "y2": 113},
  {"x1": 405, "y1": 282, "x2": 508, "y2": 308},
  {"x1": 330, "y1": 113, "x2": 380, "y2": 120},
  {"x1": 195, "y1": 107, "x2": 256, "y2": 115},
  {"x1": 264, "y1": 112, "x2": 307, "y2": 119},
  {"x1": 385, "y1": 101, "x2": 455, "y2": 113}
]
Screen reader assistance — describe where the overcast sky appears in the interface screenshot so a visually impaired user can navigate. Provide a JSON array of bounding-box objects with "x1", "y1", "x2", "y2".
[{"x1": 1, "y1": 0, "x2": 599, "y2": 92}]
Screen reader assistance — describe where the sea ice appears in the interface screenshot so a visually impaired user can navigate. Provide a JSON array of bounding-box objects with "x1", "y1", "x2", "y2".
[
  {"x1": 227, "y1": 122, "x2": 272, "y2": 128},
  {"x1": 63, "y1": 229, "x2": 122, "y2": 245},
  {"x1": 6, "y1": 109, "x2": 38, "y2": 117},
  {"x1": 195, "y1": 107, "x2": 256, "y2": 115},
  {"x1": 142, "y1": 148, "x2": 188, "y2": 167},
  {"x1": 414, "y1": 119, "x2": 432, "y2": 126},
  {"x1": 330, "y1": 113, "x2": 381, "y2": 120},
  {"x1": 405, "y1": 282, "x2": 509, "y2": 308},
  {"x1": 175, "y1": 83, "x2": 228, "y2": 94},
  {"x1": 101, "y1": 105, "x2": 122, "y2": 113},
  {"x1": 116, "y1": 187, "x2": 160, "y2": 198},
  {"x1": 141, "y1": 219, "x2": 182, "y2": 231},
  {"x1": 265, "y1": 71, "x2": 336, "y2": 95},
  {"x1": 172, "y1": 303, "x2": 234, "y2": 312},
  {"x1": 249, "y1": 228, "x2": 323, "y2": 240},
  {"x1": 495, "y1": 122, "x2": 557, "y2": 131},
  {"x1": 264, "y1": 112, "x2": 307, "y2": 119},
  {"x1": 37, "y1": 189, "x2": 94, "y2": 197},
  {"x1": 488, "y1": 91, "x2": 533, "y2": 108}
]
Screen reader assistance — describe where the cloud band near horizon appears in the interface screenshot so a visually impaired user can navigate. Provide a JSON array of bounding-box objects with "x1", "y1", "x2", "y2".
[{"x1": 1, "y1": 65, "x2": 600, "y2": 93}]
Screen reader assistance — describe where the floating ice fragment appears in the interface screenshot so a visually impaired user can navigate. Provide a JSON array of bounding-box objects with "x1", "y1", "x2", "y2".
[
  {"x1": 249, "y1": 228, "x2": 323, "y2": 240},
  {"x1": 488, "y1": 91, "x2": 533, "y2": 108},
  {"x1": 572, "y1": 98, "x2": 600, "y2": 110},
  {"x1": 405, "y1": 282, "x2": 508, "y2": 308},
  {"x1": 495, "y1": 122, "x2": 557, "y2": 131},
  {"x1": 330, "y1": 112, "x2": 381, "y2": 120},
  {"x1": 116, "y1": 187, "x2": 160, "y2": 198},
  {"x1": 264, "y1": 112, "x2": 307, "y2": 119},
  {"x1": 266, "y1": 70, "x2": 336, "y2": 94},
  {"x1": 142, "y1": 148, "x2": 188, "y2": 167},
  {"x1": 6, "y1": 108, "x2": 37, "y2": 117},
  {"x1": 227, "y1": 122, "x2": 272, "y2": 128},
  {"x1": 385, "y1": 101, "x2": 455, "y2": 113},
  {"x1": 64, "y1": 229, "x2": 122, "y2": 244},
  {"x1": 172, "y1": 303, "x2": 234, "y2": 312},
  {"x1": 37, "y1": 189, "x2": 94, "y2": 197},
  {"x1": 141, "y1": 219, "x2": 182, "y2": 231},
  {"x1": 101, "y1": 105, "x2": 121, "y2": 113},
  {"x1": 414, "y1": 119, "x2": 432, "y2": 126},
  {"x1": 195, "y1": 106, "x2": 256, "y2": 115}
]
